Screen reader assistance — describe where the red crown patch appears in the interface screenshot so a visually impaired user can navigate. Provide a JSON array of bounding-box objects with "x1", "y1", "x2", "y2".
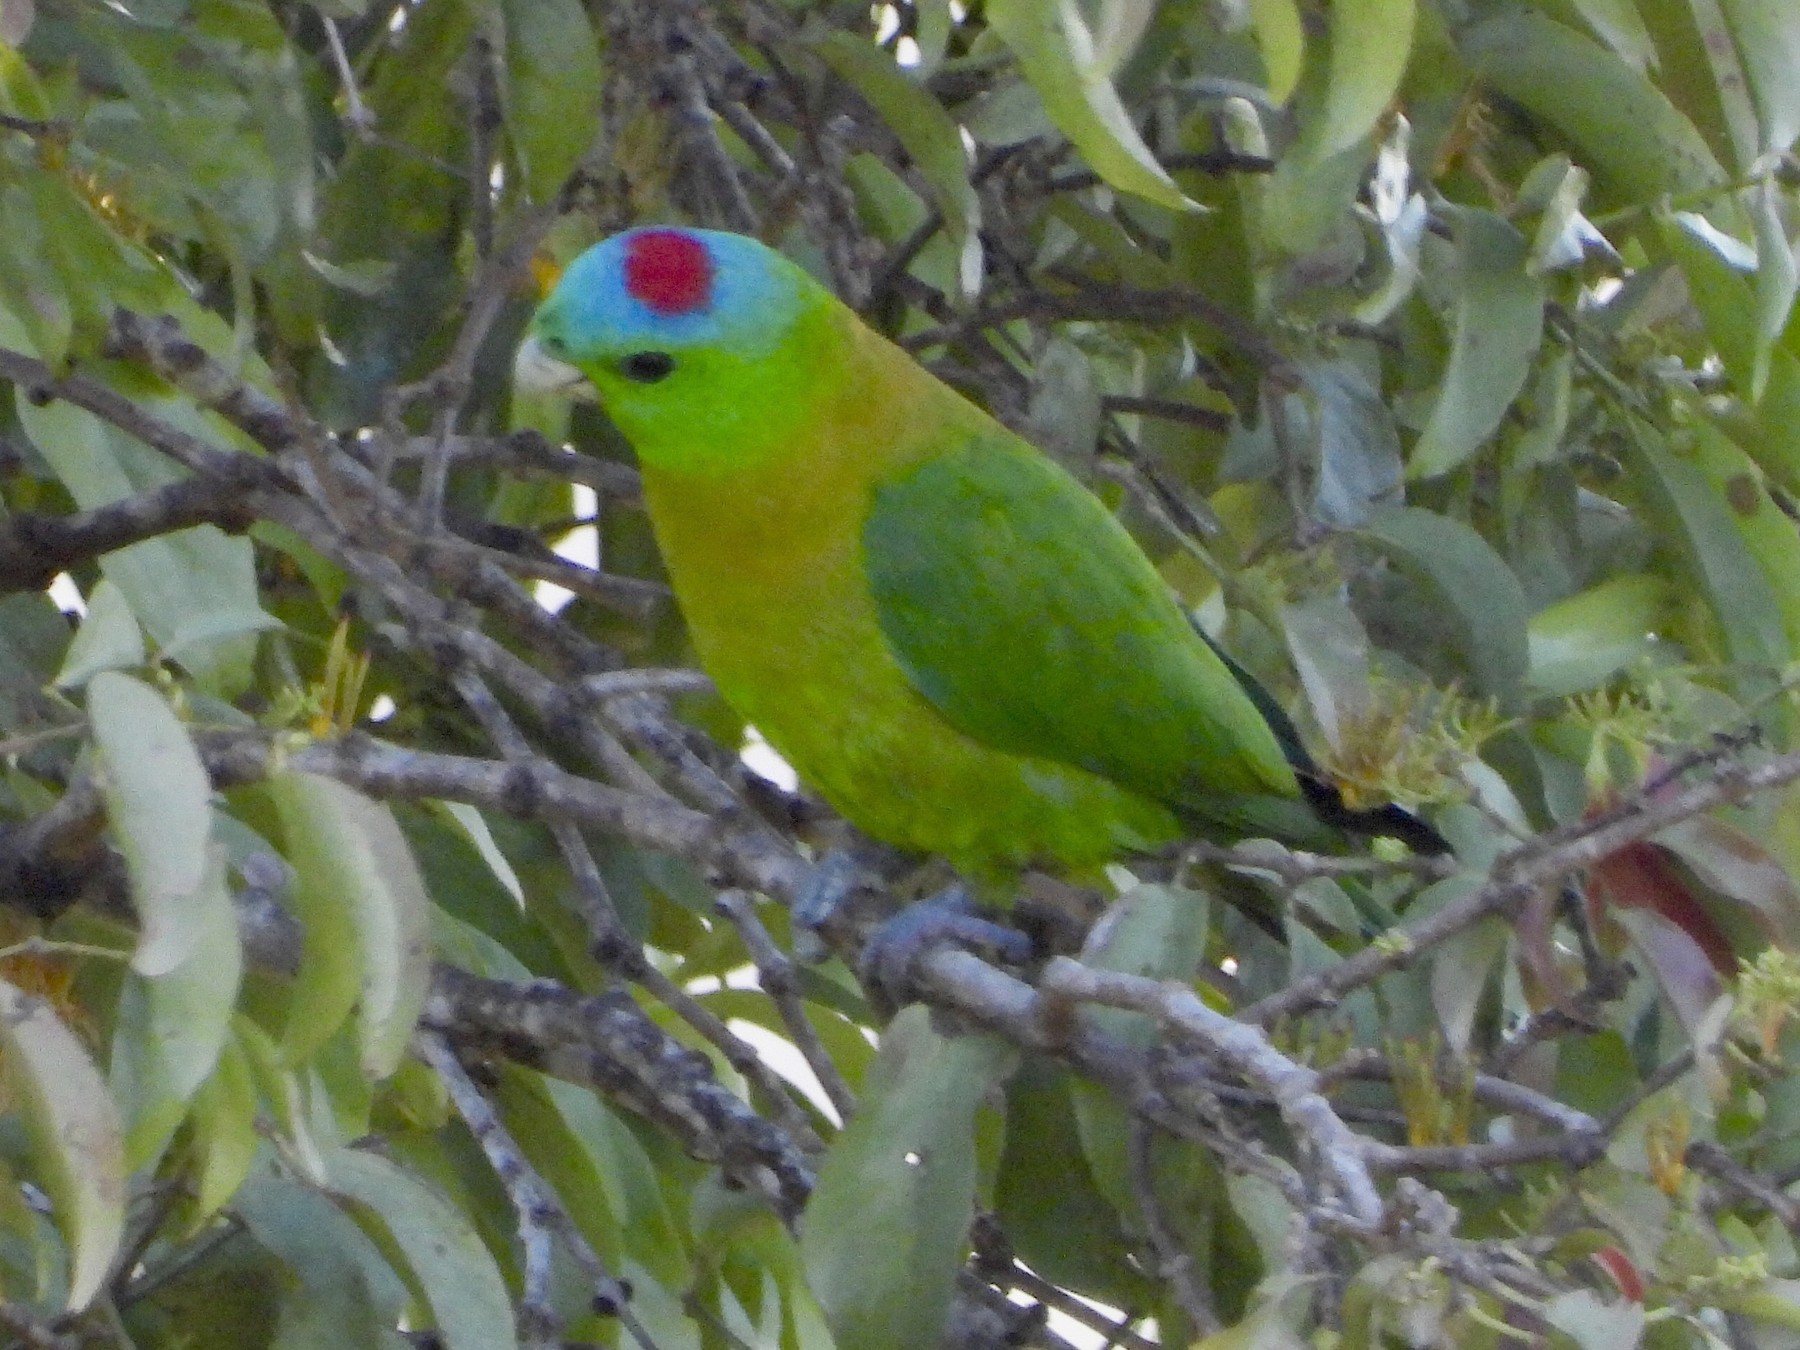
[{"x1": 624, "y1": 230, "x2": 714, "y2": 316}]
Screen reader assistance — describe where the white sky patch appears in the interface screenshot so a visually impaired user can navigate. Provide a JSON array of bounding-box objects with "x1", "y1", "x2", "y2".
[
  {"x1": 48, "y1": 573, "x2": 84, "y2": 617},
  {"x1": 682, "y1": 961, "x2": 846, "y2": 1123},
  {"x1": 1586, "y1": 276, "x2": 1625, "y2": 307},
  {"x1": 728, "y1": 1017, "x2": 845, "y2": 1127},
  {"x1": 533, "y1": 483, "x2": 599, "y2": 614},
  {"x1": 740, "y1": 725, "x2": 798, "y2": 791}
]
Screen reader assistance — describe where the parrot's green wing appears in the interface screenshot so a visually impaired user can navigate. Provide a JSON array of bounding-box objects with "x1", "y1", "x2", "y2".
[{"x1": 864, "y1": 437, "x2": 1302, "y2": 821}]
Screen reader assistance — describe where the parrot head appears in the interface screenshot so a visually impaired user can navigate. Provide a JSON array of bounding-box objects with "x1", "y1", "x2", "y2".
[{"x1": 521, "y1": 228, "x2": 834, "y2": 473}]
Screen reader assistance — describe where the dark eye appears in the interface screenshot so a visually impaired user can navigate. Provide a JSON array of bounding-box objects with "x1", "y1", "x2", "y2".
[
  {"x1": 619, "y1": 351, "x2": 675, "y2": 383},
  {"x1": 540, "y1": 333, "x2": 568, "y2": 357}
]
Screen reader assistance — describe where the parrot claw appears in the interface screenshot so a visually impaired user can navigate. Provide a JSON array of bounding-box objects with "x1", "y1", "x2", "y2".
[
  {"x1": 857, "y1": 885, "x2": 1032, "y2": 1014},
  {"x1": 791, "y1": 848, "x2": 879, "y2": 962}
]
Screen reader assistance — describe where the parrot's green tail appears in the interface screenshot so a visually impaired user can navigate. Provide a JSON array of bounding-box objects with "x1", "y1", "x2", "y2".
[{"x1": 1295, "y1": 773, "x2": 1450, "y2": 855}]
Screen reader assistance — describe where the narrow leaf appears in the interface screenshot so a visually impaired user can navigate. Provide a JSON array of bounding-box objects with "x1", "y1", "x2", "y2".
[
  {"x1": 801, "y1": 1008, "x2": 1015, "y2": 1350},
  {"x1": 1462, "y1": 12, "x2": 1723, "y2": 203},
  {"x1": 1660, "y1": 210, "x2": 1758, "y2": 389},
  {"x1": 1622, "y1": 430, "x2": 1789, "y2": 694},
  {"x1": 54, "y1": 580, "x2": 145, "y2": 690},
  {"x1": 1409, "y1": 211, "x2": 1546, "y2": 478},
  {"x1": 1720, "y1": 0, "x2": 1800, "y2": 154},
  {"x1": 326, "y1": 1148, "x2": 519, "y2": 1350},
  {"x1": 187, "y1": 1032, "x2": 261, "y2": 1226},
  {"x1": 985, "y1": 0, "x2": 1197, "y2": 212},
  {"x1": 0, "y1": 979, "x2": 125, "y2": 1311},
  {"x1": 816, "y1": 33, "x2": 983, "y2": 296},
  {"x1": 1246, "y1": 0, "x2": 1303, "y2": 102},
  {"x1": 1750, "y1": 175, "x2": 1797, "y2": 400},
  {"x1": 1357, "y1": 508, "x2": 1531, "y2": 701},
  {"x1": 1527, "y1": 575, "x2": 1671, "y2": 696},
  {"x1": 110, "y1": 852, "x2": 242, "y2": 1167},
  {"x1": 1314, "y1": 0, "x2": 1416, "y2": 158},
  {"x1": 88, "y1": 671, "x2": 214, "y2": 977},
  {"x1": 271, "y1": 772, "x2": 433, "y2": 1078},
  {"x1": 499, "y1": 0, "x2": 603, "y2": 200}
]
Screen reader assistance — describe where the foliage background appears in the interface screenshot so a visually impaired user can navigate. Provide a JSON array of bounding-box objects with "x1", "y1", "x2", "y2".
[{"x1": 0, "y1": 0, "x2": 1797, "y2": 1347}]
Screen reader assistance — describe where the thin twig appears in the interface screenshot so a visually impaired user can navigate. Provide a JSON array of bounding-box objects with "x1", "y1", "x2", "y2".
[
  {"x1": 715, "y1": 889, "x2": 858, "y2": 1121},
  {"x1": 418, "y1": 1031, "x2": 651, "y2": 1350}
]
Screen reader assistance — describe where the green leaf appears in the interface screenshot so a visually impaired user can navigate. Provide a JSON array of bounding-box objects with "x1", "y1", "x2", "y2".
[
  {"x1": 1563, "y1": 0, "x2": 1657, "y2": 69},
  {"x1": 499, "y1": 0, "x2": 603, "y2": 200},
  {"x1": 431, "y1": 801, "x2": 524, "y2": 905},
  {"x1": 0, "y1": 978, "x2": 125, "y2": 1311},
  {"x1": 232, "y1": 1164, "x2": 410, "y2": 1350},
  {"x1": 985, "y1": 0, "x2": 1197, "y2": 212},
  {"x1": 816, "y1": 33, "x2": 982, "y2": 296},
  {"x1": 1722, "y1": 1278, "x2": 1800, "y2": 1330},
  {"x1": 1746, "y1": 348, "x2": 1800, "y2": 491},
  {"x1": 995, "y1": 1061, "x2": 1154, "y2": 1307},
  {"x1": 1077, "y1": 883, "x2": 1211, "y2": 1045},
  {"x1": 17, "y1": 398, "x2": 276, "y2": 696},
  {"x1": 1058, "y1": 884, "x2": 1222, "y2": 1315},
  {"x1": 800, "y1": 1008, "x2": 1015, "y2": 1350},
  {"x1": 1311, "y1": 0, "x2": 1416, "y2": 159},
  {"x1": 271, "y1": 772, "x2": 433, "y2": 1078},
  {"x1": 54, "y1": 580, "x2": 145, "y2": 690},
  {"x1": 325, "y1": 1147, "x2": 519, "y2": 1350},
  {"x1": 491, "y1": 1068, "x2": 624, "y2": 1274},
  {"x1": 1429, "y1": 918, "x2": 1509, "y2": 1057},
  {"x1": 0, "y1": 187, "x2": 72, "y2": 363},
  {"x1": 1750, "y1": 176, "x2": 1796, "y2": 400},
  {"x1": 1246, "y1": 0, "x2": 1303, "y2": 102},
  {"x1": 1621, "y1": 428, "x2": 1789, "y2": 694},
  {"x1": 109, "y1": 862, "x2": 242, "y2": 1167},
  {"x1": 186, "y1": 1032, "x2": 260, "y2": 1226},
  {"x1": 1025, "y1": 337, "x2": 1103, "y2": 474},
  {"x1": 88, "y1": 675, "x2": 241, "y2": 1165},
  {"x1": 1660, "y1": 210, "x2": 1757, "y2": 393},
  {"x1": 1542, "y1": 1287, "x2": 1646, "y2": 1350},
  {"x1": 1282, "y1": 592, "x2": 1374, "y2": 752},
  {"x1": 1461, "y1": 12, "x2": 1724, "y2": 205},
  {"x1": 1721, "y1": 0, "x2": 1800, "y2": 154},
  {"x1": 1408, "y1": 211, "x2": 1546, "y2": 478},
  {"x1": 0, "y1": 592, "x2": 73, "y2": 731},
  {"x1": 1302, "y1": 356, "x2": 1403, "y2": 525},
  {"x1": 1674, "y1": 0, "x2": 1762, "y2": 171},
  {"x1": 1682, "y1": 417, "x2": 1800, "y2": 654},
  {"x1": 1356, "y1": 508, "x2": 1531, "y2": 702},
  {"x1": 1527, "y1": 575, "x2": 1672, "y2": 696},
  {"x1": 88, "y1": 671, "x2": 217, "y2": 977}
]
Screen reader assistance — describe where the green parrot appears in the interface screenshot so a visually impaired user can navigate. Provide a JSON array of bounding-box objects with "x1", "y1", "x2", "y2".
[{"x1": 522, "y1": 227, "x2": 1438, "y2": 893}]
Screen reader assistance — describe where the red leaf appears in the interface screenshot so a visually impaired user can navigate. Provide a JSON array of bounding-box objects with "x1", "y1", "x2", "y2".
[
  {"x1": 1590, "y1": 1245, "x2": 1645, "y2": 1303},
  {"x1": 1588, "y1": 840, "x2": 1736, "y2": 974}
]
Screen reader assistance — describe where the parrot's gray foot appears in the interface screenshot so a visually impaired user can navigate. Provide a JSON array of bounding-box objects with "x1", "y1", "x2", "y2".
[
  {"x1": 858, "y1": 885, "x2": 1032, "y2": 1014},
  {"x1": 791, "y1": 847, "x2": 878, "y2": 962}
]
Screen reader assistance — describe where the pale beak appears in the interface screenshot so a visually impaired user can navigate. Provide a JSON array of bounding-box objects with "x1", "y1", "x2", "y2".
[{"x1": 514, "y1": 335, "x2": 597, "y2": 401}]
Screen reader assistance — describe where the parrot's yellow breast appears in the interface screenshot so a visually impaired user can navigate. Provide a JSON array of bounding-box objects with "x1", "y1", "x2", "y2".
[{"x1": 634, "y1": 332, "x2": 1178, "y2": 876}]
